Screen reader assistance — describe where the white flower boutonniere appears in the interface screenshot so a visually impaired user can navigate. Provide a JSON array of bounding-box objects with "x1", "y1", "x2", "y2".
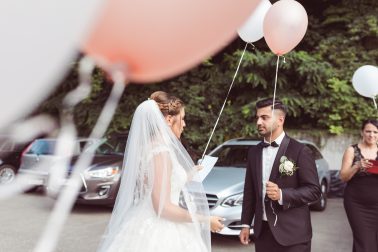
[{"x1": 279, "y1": 156, "x2": 298, "y2": 176}]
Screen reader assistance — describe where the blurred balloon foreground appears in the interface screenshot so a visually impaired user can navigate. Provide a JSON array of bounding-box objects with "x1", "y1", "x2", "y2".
[{"x1": 0, "y1": 0, "x2": 103, "y2": 131}]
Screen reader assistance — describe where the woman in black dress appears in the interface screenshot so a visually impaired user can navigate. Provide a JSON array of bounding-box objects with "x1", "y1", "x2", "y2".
[{"x1": 340, "y1": 119, "x2": 378, "y2": 252}]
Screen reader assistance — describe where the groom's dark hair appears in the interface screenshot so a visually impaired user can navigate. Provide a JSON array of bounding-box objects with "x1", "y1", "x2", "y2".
[{"x1": 255, "y1": 97, "x2": 287, "y2": 115}]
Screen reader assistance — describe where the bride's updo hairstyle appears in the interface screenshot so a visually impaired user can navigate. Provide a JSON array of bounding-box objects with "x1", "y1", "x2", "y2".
[{"x1": 150, "y1": 91, "x2": 184, "y2": 117}]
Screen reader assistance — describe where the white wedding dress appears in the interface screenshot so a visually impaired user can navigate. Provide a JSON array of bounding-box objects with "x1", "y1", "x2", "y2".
[
  {"x1": 96, "y1": 100, "x2": 210, "y2": 252},
  {"x1": 105, "y1": 148, "x2": 208, "y2": 252}
]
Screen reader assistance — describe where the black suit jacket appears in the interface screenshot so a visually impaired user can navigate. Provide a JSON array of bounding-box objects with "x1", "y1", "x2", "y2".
[{"x1": 241, "y1": 135, "x2": 321, "y2": 246}]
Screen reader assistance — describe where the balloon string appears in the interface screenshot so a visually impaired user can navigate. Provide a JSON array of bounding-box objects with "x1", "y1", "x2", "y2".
[
  {"x1": 45, "y1": 57, "x2": 95, "y2": 205},
  {"x1": 33, "y1": 66, "x2": 127, "y2": 252},
  {"x1": 63, "y1": 56, "x2": 94, "y2": 110},
  {"x1": 201, "y1": 43, "x2": 249, "y2": 160},
  {"x1": 0, "y1": 58, "x2": 96, "y2": 201},
  {"x1": 269, "y1": 55, "x2": 280, "y2": 144}
]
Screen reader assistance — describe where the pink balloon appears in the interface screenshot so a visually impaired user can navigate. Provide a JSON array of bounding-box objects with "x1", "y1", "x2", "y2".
[
  {"x1": 263, "y1": 0, "x2": 308, "y2": 55},
  {"x1": 83, "y1": 0, "x2": 260, "y2": 83}
]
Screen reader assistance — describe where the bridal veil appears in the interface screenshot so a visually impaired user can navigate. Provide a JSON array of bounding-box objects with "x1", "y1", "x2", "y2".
[{"x1": 97, "y1": 99, "x2": 211, "y2": 251}]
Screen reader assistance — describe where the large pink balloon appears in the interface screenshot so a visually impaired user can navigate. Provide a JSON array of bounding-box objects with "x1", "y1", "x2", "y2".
[
  {"x1": 83, "y1": 0, "x2": 260, "y2": 83},
  {"x1": 263, "y1": 0, "x2": 308, "y2": 55}
]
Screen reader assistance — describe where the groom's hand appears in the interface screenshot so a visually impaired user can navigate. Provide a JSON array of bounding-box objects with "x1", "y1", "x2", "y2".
[
  {"x1": 266, "y1": 181, "x2": 281, "y2": 201},
  {"x1": 239, "y1": 227, "x2": 251, "y2": 245}
]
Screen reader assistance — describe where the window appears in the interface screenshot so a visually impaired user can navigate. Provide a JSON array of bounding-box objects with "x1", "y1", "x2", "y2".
[
  {"x1": 109, "y1": 136, "x2": 127, "y2": 154},
  {"x1": 27, "y1": 140, "x2": 56, "y2": 155},
  {"x1": 26, "y1": 139, "x2": 106, "y2": 156},
  {"x1": 211, "y1": 145, "x2": 250, "y2": 168},
  {"x1": 95, "y1": 143, "x2": 115, "y2": 154},
  {"x1": 79, "y1": 139, "x2": 105, "y2": 154},
  {"x1": 113, "y1": 141, "x2": 126, "y2": 154}
]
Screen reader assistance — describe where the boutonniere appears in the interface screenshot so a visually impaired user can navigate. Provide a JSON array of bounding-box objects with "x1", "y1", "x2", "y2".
[{"x1": 279, "y1": 156, "x2": 298, "y2": 176}]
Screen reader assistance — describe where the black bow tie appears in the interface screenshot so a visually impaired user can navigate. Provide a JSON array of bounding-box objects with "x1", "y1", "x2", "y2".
[{"x1": 261, "y1": 141, "x2": 279, "y2": 148}]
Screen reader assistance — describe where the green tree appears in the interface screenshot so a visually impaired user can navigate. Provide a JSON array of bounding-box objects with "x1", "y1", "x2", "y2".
[{"x1": 37, "y1": 0, "x2": 378, "y2": 156}]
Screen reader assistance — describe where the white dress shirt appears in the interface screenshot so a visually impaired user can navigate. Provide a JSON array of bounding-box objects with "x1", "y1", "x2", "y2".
[{"x1": 262, "y1": 131, "x2": 285, "y2": 221}]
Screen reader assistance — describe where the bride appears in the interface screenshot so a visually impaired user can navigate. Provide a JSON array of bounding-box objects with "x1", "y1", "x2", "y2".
[{"x1": 97, "y1": 91, "x2": 224, "y2": 252}]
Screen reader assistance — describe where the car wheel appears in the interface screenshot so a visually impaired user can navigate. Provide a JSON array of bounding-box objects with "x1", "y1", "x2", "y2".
[
  {"x1": 0, "y1": 164, "x2": 16, "y2": 184},
  {"x1": 311, "y1": 180, "x2": 327, "y2": 211}
]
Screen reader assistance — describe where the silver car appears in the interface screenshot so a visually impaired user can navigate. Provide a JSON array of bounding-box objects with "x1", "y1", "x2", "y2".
[
  {"x1": 18, "y1": 138, "x2": 104, "y2": 191},
  {"x1": 202, "y1": 138, "x2": 331, "y2": 236}
]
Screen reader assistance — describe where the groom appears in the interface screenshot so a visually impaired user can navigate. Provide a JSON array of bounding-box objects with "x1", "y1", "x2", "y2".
[{"x1": 239, "y1": 98, "x2": 321, "y2": 252}]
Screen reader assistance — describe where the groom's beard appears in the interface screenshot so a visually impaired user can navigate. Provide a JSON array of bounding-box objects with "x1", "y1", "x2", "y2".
[{"x1": 258, "y1": 124, "x2": 278, "y2": 138}]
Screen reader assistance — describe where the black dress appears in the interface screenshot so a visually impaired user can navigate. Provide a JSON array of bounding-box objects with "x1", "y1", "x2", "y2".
[{"x1": 344, "y1": 144, "x2": 378, "y2": 252}]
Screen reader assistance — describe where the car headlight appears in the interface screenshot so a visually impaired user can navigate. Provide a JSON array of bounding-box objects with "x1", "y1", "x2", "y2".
[
  {"x1": 221, "y1": 193, "x2": 244, "y2": 207},
  {"x1": 85, "y1": 166, "x2": 120, "y2": 178}
]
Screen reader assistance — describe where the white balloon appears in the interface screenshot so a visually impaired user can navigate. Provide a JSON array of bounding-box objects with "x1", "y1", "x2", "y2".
[
  {"x1": 0, "y1": 0, "x2": 103, "y2": 130},
  {"x1": 237, "y1": 0, "x2": 272, "y2": 43},
  {"x1": 352, "y1": 65, "x2": 378, "y2": 98}
]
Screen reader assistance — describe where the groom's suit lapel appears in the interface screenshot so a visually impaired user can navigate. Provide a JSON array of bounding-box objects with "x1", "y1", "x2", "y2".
[
  {"x1": 269, "y1": 135, "x2": 290, "y2": 182},
  {"x1": 255, "y1": 144, "x2": 263, "y2": 197}
]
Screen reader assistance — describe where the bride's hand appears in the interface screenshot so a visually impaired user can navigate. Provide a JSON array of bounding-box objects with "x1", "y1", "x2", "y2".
[
  {"x1": 195, "y1": 165, "x2": 203, "y2": 172},
  {"x1": 210, "y1": 216, "x2": 224, "y2": 233},
  {"x1": 187, "y1": 165, "x2": 203, "y2": 181}
]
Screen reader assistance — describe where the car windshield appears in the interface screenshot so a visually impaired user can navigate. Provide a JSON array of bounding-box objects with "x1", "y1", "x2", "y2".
[
  {"x1": 211, "y1": 145, "x2": 250, "y2": 168},
  {"x1": 107, "y1": 136, "x2": 127, "y2": 154},
  {"x1": 80, "y1": 139, "x2": 104, "y2": 153},
  {"x1": 113, "y1": 141, "x2": 126, "y2": 154},
  {"x1": 94, "y1": 142, "x2": 122, "y2": 155}
]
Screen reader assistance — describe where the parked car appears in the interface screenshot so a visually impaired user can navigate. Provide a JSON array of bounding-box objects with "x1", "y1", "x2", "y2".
[
  {"x1": 201, "y1": 138, "x2": 331, "y2": 236},
  {"x1": 41, "y1": 134, "x2": 127, "y2": 206},
  {"x1": 0, "y1": 135, "x2": 31, "y2": 184},
  {"x1": 45, "y1": 139, "x2": 124, "y2": 206},
  {"x1": 18, "y1": 138, "x2": 105, "y2": 191}
]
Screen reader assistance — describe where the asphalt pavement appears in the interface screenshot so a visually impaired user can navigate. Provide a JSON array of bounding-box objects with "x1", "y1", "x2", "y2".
[{"x1": 0, "y1": 192, "x2": 352, "y2": 252}]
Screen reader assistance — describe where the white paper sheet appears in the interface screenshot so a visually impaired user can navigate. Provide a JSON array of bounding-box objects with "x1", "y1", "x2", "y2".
[{"x1": 193, "y1": 155, "x2": 218, "y2": 182}]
